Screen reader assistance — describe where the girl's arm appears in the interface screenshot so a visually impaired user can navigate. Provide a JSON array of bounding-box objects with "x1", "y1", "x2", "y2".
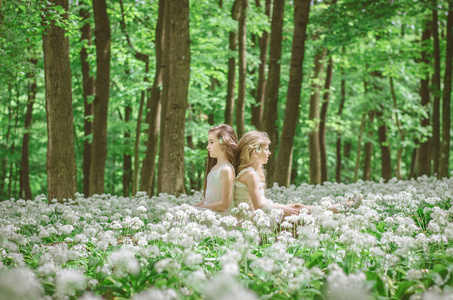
[
  {"x1": 242, "y1": 171, "x2": 298, "y2": 215},
  {"x1": 241, "y1": 171, "x2": 272, "y2": 211},
  {"x1": 193, "y1": 199, "x2": 205, "y2": 207},
  {"x1": 199, "y1": 165, "x2": 234, "y2": 212}
]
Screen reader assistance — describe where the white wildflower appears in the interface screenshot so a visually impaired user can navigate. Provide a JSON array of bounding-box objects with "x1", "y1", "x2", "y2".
[{"x1": 0, "y1": 267, "x2": 44, "y2": 299}]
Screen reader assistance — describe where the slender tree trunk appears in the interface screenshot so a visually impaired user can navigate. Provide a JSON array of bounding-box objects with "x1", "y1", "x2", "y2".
[
  {"x1": 410, "y1": 146, "x2": 419, "y2": 179},
  {"x1": 132, "y1": 76, "x2": 146, "y2": 195},
  {"x1": 390, "y1": 77, "x2": 405, "y2": 179},
  {"x1": 363, "y1": 110, "x2": 375, "y2": 181},
  {"x1": 225, "y1": 0, "x2": 240, "y2": 125},
  {"x1": 157, "y1": 0, "x2": 190, "y2": 195},
  {"x1": 376, "y1": 105, "x2": 392, "y2": 181},
  {"x1": 319, "y1": 55, "x2": 333, "y2": 183},
  {"x1": 80, "y1": 3, "x2": 95, "y2": 196},
  {"x1": 118, "y1": 0, "x2": 152, "y2": 195},
  {"x1": 336, "y1": 53, "x2": 346, "y2": 182},
  {"x1": 140, "y1": 0, "x2": 164, "y2": 196},
  {"x1": 43, "y1": 0, "x2": 77, "y2": 201},
  {"x1": 251, "y1": 0, "x2": 271, "y2": 129},
  {"x1": 418, "y1": 23, "x2": 431, "y2": 176},
  {"x1": 274, "y1": 0, "x2": 311, "y2": 187},
  {"x1": 261, "y1": 0, "x2": 284, "y2": 184},
  {"x1": 89, "y1": 0, "x2": 111, "y2": 195},
  {"x1": 20, "y1": 57, "x2": 37, "y2": 200},
  {"x1": 432, "y1": 0, "x2": 441, "y2": 177},
  {"x1": 308, "y1": 48, "x2": 326, "y2": 185},
  {"x1": 9, "y1": 92, "x2": 20, "y2": 198},
  {"x1": 123, "y1": 106, "x2": 132, "y2": 196},
  {"x1": 353, "y1": 114, "x2": 366, "y2": 182},
  {"x1": 0, "y1": 85, "x2": 13, "y2": 197},
  {"x1": 236, "y1": 0, "x2": 248, "y2": 138},
  {"x1": 439, "y1": 3, "x2": 453, "y2": 178}
]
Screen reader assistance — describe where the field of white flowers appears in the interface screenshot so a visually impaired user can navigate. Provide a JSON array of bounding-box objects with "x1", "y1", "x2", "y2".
[{"x1": 1, "y1": 176, "x2": 453, "y2": 299}]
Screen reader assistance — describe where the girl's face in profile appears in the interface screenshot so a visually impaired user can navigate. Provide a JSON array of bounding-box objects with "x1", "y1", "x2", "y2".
[
  {"x1": 206, "y1": 132, "x2": 223, "y2": 158},
  {"x1": 256, "y1": 143, "x2": 271, "y2": 165}
]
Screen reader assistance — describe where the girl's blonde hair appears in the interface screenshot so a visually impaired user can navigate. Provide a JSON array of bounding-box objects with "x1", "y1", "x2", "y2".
[
  {"x1": 203, "y1": 124, "x2": 238, "y2": 195},
  {"x1": 237, "y1": 131, "x2": 271, "y2": 184}
]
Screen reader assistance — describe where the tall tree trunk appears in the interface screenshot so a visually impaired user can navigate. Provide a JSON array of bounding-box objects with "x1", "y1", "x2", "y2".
[
  {"x1": 9, "y1": 91, "x2": 20, "y2": 198},
  {"x1": 43, "y1": 0, "x2": 77, "y2": 201},
  {"x1": 432, "y1": 0, "x2": 441, "y2": 177},
  {"x1": 418, "y1": 23, "x2": 431, "y2": 176},
  {"x1": 274, "y1": 0, "x2": 311, "y2": 187},
  {"x1": 353, "y1": 114, "x2": 366, "y2": 182},
  {"x1": 319, "y1": 55, "x2": 333, "y2": 183},
  {"x1": 140, "y1": 0, "x2": 164, "y2": 196},
  {"x1": 262, "y1": 0, "x2": 284, "y2": 185},
  {"x1": 0, "y1": 84, "x2": 13, "y2": 197},
  {"x1": 390, "y1": 77, "x2": 405, "y2": 179},
  {"x1": 336, "y1": 52, "x2": 346, "y2": 183},
  {"x1": 80, "y1": 3, "x2": 95, "y2": 197},
  {"x1": 251, "y1": 0, "x2": 271, "y2": 130},
  {"x1": 225, "y1": 0, "x2": 240, "y2": 125},
  {"x1": 376, "y1": 106, "x2": 392, "y2": 181},
  {"x1": 123, "y1": 106, "x2": 132, "y2": 196},
  {"x1": 363, "y1": 110, "x2": 375, "y2": 181},
  {"x1": 20, "y1": 57, "x2": 37, "y2": 200},
  {"x1": 89, "y1": 0, "x2": 111, "y2": 195},
  {"x1": 439, "y1": 3, "x2": 453, "y2": 178},
  {"x1": 308, "y1": 48, "x2": 326, "y2": 185},
  {"x1": 236, "y1": 0, "x2": 248, "y2": 138},
  {"x1": 157, "y1": 0, "x2": 190, "y2": 195}
]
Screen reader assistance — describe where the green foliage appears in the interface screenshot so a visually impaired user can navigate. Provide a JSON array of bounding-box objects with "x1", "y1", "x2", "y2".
[{"x1": 1, "y1": 0, "x2": 452, "y2": 199}]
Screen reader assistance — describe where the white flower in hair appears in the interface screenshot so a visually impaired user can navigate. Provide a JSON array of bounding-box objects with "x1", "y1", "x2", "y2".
[
  {"x1": 255, "y1": 145, "x2": 261, "y2": 153},
  {"x1": 219, "y1": 136, "x2": 223, "y2": 144}
]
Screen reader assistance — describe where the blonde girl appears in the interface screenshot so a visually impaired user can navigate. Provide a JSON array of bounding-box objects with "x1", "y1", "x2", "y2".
[
  {"x1": 234, "y1": 131, "x2": 361, "y2": 217},
  {"x1": 194, "y1": 124, "x2": 238, "y2": 213}
]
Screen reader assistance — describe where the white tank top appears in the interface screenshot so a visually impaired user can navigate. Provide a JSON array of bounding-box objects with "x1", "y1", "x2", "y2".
[{"x1": 205, "y1": 163, "x2": 235, "y2": 211}]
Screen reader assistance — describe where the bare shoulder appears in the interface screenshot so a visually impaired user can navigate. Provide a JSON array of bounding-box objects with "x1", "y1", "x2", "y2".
[
  {"x1": 220, "y1": 164, "x2": 235, "y2": 178},
  {"x1": 237, "y1": 169, "x2": 259, "y2": 185}
]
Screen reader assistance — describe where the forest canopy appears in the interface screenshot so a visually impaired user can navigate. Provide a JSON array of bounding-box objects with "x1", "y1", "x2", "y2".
[{"x1": 0, "y1": 0, "x2": 452, "y2": 201}]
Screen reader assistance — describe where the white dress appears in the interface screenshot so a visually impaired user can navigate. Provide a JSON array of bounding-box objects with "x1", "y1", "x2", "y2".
[
  {"x1": 234, "y1": 167, "x2": 275, "y2": 211},
  {"x1": 204, "y1": 163, "x2": 235, "y2": 214}
]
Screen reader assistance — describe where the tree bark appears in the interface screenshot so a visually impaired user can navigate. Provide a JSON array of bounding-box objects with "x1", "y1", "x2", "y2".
[
  {"x1": 236, "y1": 0, "x2": 248, "y2": 139},
  {"x1": 43, "y1": 0, "x2": 77, "y2": 201},
  {"x1": 376, "y1": 105, "x2": 392, "y2": 181},
  {"x1": 140, "y1": 0, "x2": 164, "y2": 196},
  {"x1": 123, "y1": 106, "x2": 132, "y2": 196},
  {"x1": 363, "y1": 110, "x2": 375, "y2": 181},
  {"x1": 432, "y1": 0, "x2": 441, "y2": 177},
  {"x1": 262, "y1": 0, "x2": 284, "y2": 184},
  {"x1": 157, "y1": 0, "x2": 190, "y2": 195},
  {"x1": 308, "y1": 48, "x2": 326, "y2": 185},
  {"x1": 390, "y1": 77, "x2": 405, "y2": 179},
  {"x1": 418, "y1": 23, "x2": 431, "y2": 176},
  {"x1": 0, "y1": 84, "x2": 13, "y2": 197},
  {"x1": 20, "y1": 57, "x2": 37, "y2": 200},
  {"x1": 225, "y1": 0, "x2": 240, "y2": 126},
  {"x1": 273, "y1": 0, "x2": 310, "y2": 187},
  {"x1": 353, "y1": 114, "x2": 366, "y2": 182},
  {"x1": 80, "y1": 3, "x2": 95, "y2": 197},
  {"x1": 89, "y1": 0, "x2": 111, "y2": 195},
  {"x1": 336, "y1": 53, "x2": 346, "y2": 183},
  {"x1": 439, "y1": 3, "x2": 453, "y2": 178},
  {"x1": 251, "y1": 0, "x2": 271, "y2": 130},
  {"x1": 319, "y1": 55, "x2": 333, "y2": 183}
]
